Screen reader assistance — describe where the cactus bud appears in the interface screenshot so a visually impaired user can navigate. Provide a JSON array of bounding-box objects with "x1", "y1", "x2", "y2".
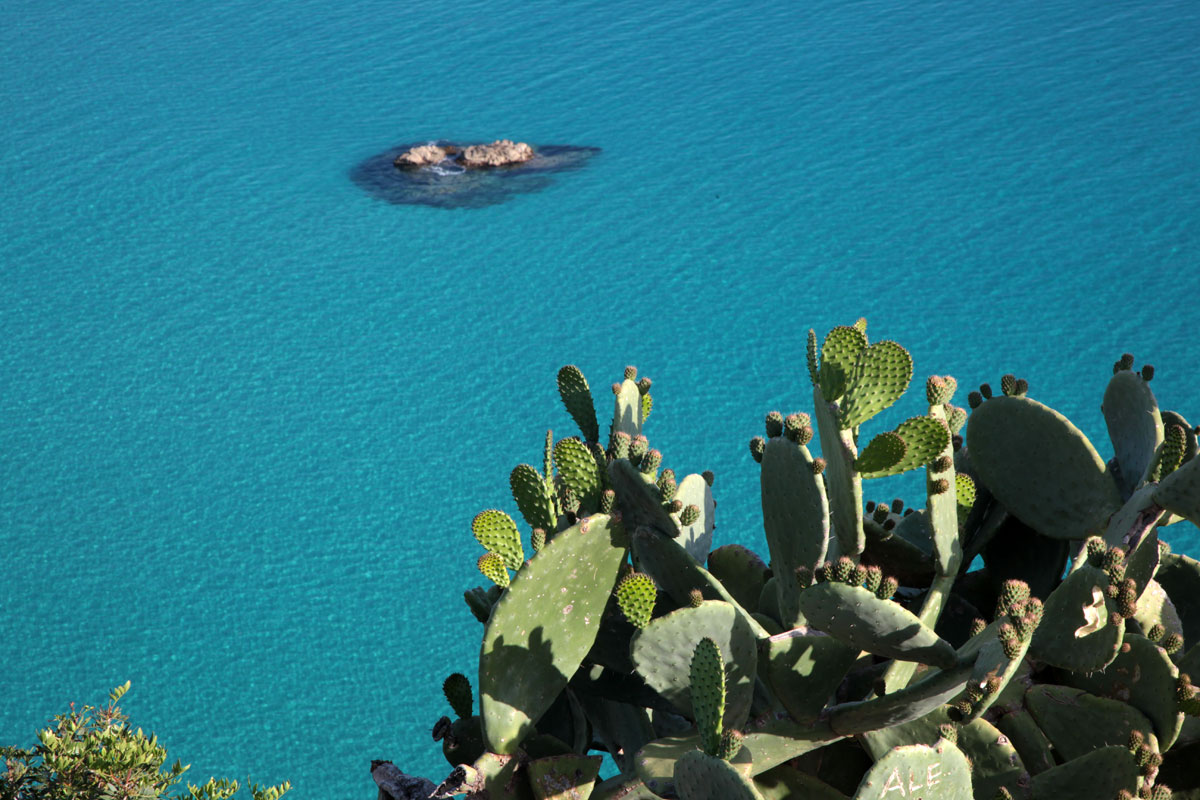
[
  {"x1": 1086, "y1": 536, "x2": 1106, "y2": 563},
  {"x1": 688, "y1": 588, "x2": 704, "y2": 608},
  {"x1": 832, "y1": 556, "x2": 855, "y2": 584},
  {"x1": 933, "y1": 455, "x2": 953, "y2": 472},
  {"x1": 1147, "y1": 623, "x2": 1166, "y2": 642},
  {"x1": 997, "y1": 579, "x2": 1032, "y2": 618},
  {"x1": 679, "y1": 504, "x2": 700, "y2": 526},
  {"x1": 1163, "y1": 633, "x2": 1184, "y2": 655},
  {"x1": 531, "y1": 528, "x2": 546, "y2": 552},
  {"x1": 872, "y1": 503, "x2": 889, "y2": 523},
  {"x1": 784, "y1": 412, "x2": 811, "y2": 442},
  {"x1": 639, "y1": 448, "x2": 662, "y2": 475},
  {"x1": 636, "y1": 376, "x2": 652, "y2": 395},
  {"x1": 926, "y1": 375, "x2": 958, "y2": 405},
  {"x1": 938, "y1": 723, "x2": 958, "y2": 744},
  {"x1": 969, "y1": 618, "x2": 987, "y2": 637},
  {"x1": 630, "y1": 435, "x2": 649, "y2": 462},
  {"x1": 850, "y1": 564, "x2": 869, "y2": 587},
  {"x1": 980, "y1": 383, "x2": 993, "y2": 399},
  {"x1": 812, "y1": 457, "x2": 826, "y2": 475},
  {"x1": 669, "y1": 499, "x2": 684, "y2": 514},
  {"x1": 794, "y1": 565, "x2": 813, "y2": 590},
  {"x1": 657, "y1": 469, "x2": 678, "y2": 500},
  {"x1": 702, "y1": 470, "x2": 715, "y2": 486},
  {"x1": 930, "y1": 477, "x2": 950, "y2": 494},
  {"x1": 891, "y1": 498, "x2": 904, "y2": 513},
  {"x1": 864, "y1": 565, "x2": 883, "y2": 594},
  {"x1": 477, "y1": 552, "x2": 510, "y2": 588},
  {"x1": 600, "y1": 489, "x2": 616, "y2": 514},
  {"x1": 1142, "y1": 365, "x2": 1155, "y2": 381},
  {"x1": 1000, "y1": 374, "x2": 1017, "y2": 396},
  {"x1": 877, "y1": 576, "x2": 899, "y2": 601},
  {"x1": 717, "y1": 730, "x2": 744, "y2": 762},
  {"x1": 624, "y1": 365, "x2": 638, "y2": 381},
  {"x1": 443, "y1": 673, "x2": 473, "y2": 719},
  {"x1": 1129, "y1": 730, "x2": 1145, "y2": 749},
  {"x1": 749, "y1": 436, "x2": 765, "y2": 463},
  {"x1": 968, "y1": 391, "x2": 983, "y2": 409},
  {"x1": 1014, "y1": 378, "x2": 1029, "y2": 396},
  {"x1": 765, "y1": 410, "x2": 784, "y2": 438}
]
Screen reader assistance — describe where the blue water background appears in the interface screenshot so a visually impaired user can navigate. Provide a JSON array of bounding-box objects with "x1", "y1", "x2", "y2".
[{"x1": 3, "y1": 0, "x2": 1199, "y2": 795}]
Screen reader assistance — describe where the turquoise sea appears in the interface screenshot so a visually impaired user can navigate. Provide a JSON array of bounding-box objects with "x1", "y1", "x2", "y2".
[{"x1": 2, "y1": 0, "x2": 1199, "y2": 795}]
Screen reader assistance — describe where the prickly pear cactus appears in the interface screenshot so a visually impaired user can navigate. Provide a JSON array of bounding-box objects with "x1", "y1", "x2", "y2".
[{"x1": 419, "y1": 338, "x2": 1199, "y2": 800}]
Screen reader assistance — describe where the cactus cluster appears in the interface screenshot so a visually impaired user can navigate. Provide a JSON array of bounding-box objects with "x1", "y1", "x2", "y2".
[{"x1": 424, "y1": 323, "x2": 1200, "y2": 800}]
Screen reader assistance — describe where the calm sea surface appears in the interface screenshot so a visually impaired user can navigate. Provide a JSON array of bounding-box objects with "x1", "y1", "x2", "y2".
[{"x1": 2, "y1": 0, "x2": 1199, "y2": 795}]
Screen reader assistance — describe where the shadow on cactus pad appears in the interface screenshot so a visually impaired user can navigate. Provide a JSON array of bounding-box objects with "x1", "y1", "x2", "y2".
[{"x1": 349, "y1": 142, "x2": 601, "y2": 209}]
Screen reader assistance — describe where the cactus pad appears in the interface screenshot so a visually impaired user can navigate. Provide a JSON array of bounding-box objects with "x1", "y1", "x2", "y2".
[
  {"x1": 1028, "y1": 745, "x2": 1138, "y2": 800},
  {"x1": 443, "y1": 673, "x2": 473, "y2": 719},
  {"x1": 630, "y1": 600, "x2": 757, "y2": 728},
  {"x1": 1025, "y1": 685, "x2": 1155, "y2": 762},
  {"x1": 839, "y1": 340, "x2": 914, "y2": 429},
  {"x1": 1102, "y1": 367, "x2": 1164, "y2": 497},
  {"x1": 675, "y1": 473, "x2": 715, "y2": 563},
  {"x1": 818, "y1": 325, "x2": 868, "y2": 402},
  {"x1": 612, "y1": 378, "x2": 643, "y2": 439},
  {"x1": 557, "y1": 365, "x2": 600, "y2": 443},
  {"x1": 1154, "y1": 455, "x2": 1200, "y2": 527},
  {"x1": 527, "y1": 753, "x2": 604, "y2": 800},
  {"x1": 674, "y1": 750, "x2": 765, "y2": 800},
  {"x1": 473, "y1": 509, "x2": 526, "y2": 571},
  {"x1": 852, "y1": 740, "x2": 972, "y2": 800},
  {"x1": 479, "y1": 514, "x2": 626, "y2": 754},
  {"x1": 966, "y1": 395, "x2": 1121, "y2": 540},
  {"x1": 760, "y1": 436, "x2": 830, "y2": 625},
  {"x1": 477, "y1": 552, "x2": 511, "y2": 587},
  {"x1": 764, "y1": 628, "x2": 859, "y2": 723},
  {"x1": 511, "y1": 463, "x2": 557, "y2": 533},
  {"x1": 616, "y1": 572, "x2": 657, "y2": 630},
  {"x1": 555, "y1": 437, "x2": 604, "y2": 514},
  {"x1": 1029, "y1": 564, "x2": 1123, "y2": 672},
  {"x1": 854, "y1": 430, "x2": 908, "y2": 477},
  {"x1": 796, "y1": 581, "x2": 958, "y2": 669},
  {"x1": 690, "y1": 638, "x2": 726, "y2": 757}
]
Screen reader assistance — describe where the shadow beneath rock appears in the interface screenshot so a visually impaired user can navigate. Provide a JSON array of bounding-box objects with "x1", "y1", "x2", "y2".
[{"x1": 350, "y1": 142, "x2": 601, "y2": 209}]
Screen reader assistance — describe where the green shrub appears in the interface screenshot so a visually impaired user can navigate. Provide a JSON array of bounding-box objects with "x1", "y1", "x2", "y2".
[{"x1": 0, "y1": 682, "x2": 289, "y2": 800}]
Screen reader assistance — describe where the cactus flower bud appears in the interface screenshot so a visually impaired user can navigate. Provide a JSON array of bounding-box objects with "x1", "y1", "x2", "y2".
[
  {"x1": 764, "y1": 410, "x2": 784, "y2": 438},
  {"x1": 624, "y1": 365, "x2": 638, "y2": 381},
  {"x1": 749, "y1": 436, "x2": 766, "y2": 463}
]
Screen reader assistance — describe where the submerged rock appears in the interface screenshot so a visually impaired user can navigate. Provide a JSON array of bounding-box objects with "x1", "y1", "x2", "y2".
[{"x1": 352, "y1": 141, "x2": 600, "y2": 209}]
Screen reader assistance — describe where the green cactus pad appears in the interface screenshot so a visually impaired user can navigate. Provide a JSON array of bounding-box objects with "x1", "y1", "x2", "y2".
[
  {"x1": 612, "y1": 378, "x2": 643, "y2": 440},
  {"x1": 608, "y1": 458, "x2": 679, "y2": 539},
  {"x1": 473, "y1": 509, "x2": 526, "y2": 572},
  {"x1": 478, "y1": 552, "x2": 511, "y2": 587},
  {"x1": 962, "y1": 636, "x2": 1029, "y2": 724},
  {"x1": 967, "y1": 395, "x2": 1122, "y2": 540},
  {"x1": 674, "y1": 750, "x2": 765, "y2": 800},
  {"x1": 805, "y1": 328, "x2": 821, "y2": 386},
  {"x1": 763, "y1": 628, "x2": 859, "y2": 723},
  {"x1": 557, "y1": 365, "x2": 600, "y2": 444},
  {"x1": 573, "y1": 693, "x2": 654, "y2": 775},
  {"x1": 675, "y1": 473, "x2": 715, "y2": 563},
  {"x1": 828, "y1": 657, "x2": 973, "y2": 735},
  {"x1": 1025, "y1": 685, "x2": 1156, "y2": 762},
  {"x1": 760, "y1": 436, "x2": 831, "y2": 626},
  {"x1": 630, "y1": 600, "x2": 757, "y2": 728},
  {"x1": 1132, "y1": 579, "x2": 1184, "y2": 645},
  {"x1": 690, "y1": 638, "x2": 726, "y2": 757},
  {"x1": 511, "y1": 463, "x2": 557, "y2": 534},
  {"x1": 1028, "y1": 745, "x2": 1138, "y2": 800},
  {"x1": 526, "y1": 753, "x2": 603, "y2": 800},
  {"x1": 1029, "y1": 564, "x2": 1123, "y2": 672},
  {"x1": 839, "y1": 340, "x2": 914, "y2": 430},
  {"x1": 616, "y1": 572, "x2": 657, "y2": 630},
  {"x1": 590, "y1": 774, "x2": 659, "y2": 800},
  {"x1": 1161, "y1": 409, "x2": 1198, "y2": 465},
  {"x1": 1102, "y1": 368, "x2": 1164, "y2": 497},
  {"x1": 812, "y1": 392, "x2": 865, "y2": 557},
  {"x1": 994, "y1": 709, "x2": 1056, "y2": 776},
  {"x1": 480, "y1": 514, "x2": 627, "y2": 754},
  {"x1": 797, "y1": 581, "x2": 958, "y2": 669},
  {"x1": 1157, "y1": 552, "x2": 1200, "y2": 647},
  {"x1": 1154, "y1": 455, "x2": 1200, "y2": 527},
  {"x1": 819, "y1": 325, "x2": 868, "y2": 402},
  {"x1": 867, "y1": 416, "x2": 951, "y2": 479},
  {"x1": 707, "y1": 545, "x2": 769, "y2": 614},
  {"x1": 555, "y1": 437, "x2": 605, "y2": 515},
  {"x1": 854, "y1": 430, "x2": 908, "y2": 477},
  {"x1": 443, "y1": 673, "x2": 473, "y2": 719},
  {"x1": 853, "y1": 740, "x2": 972, "y2": 800},
  {"x1": 1063, "y1": 634, "x2": 1183, "y2": 750},
  {"x1": 439, "y1": 715, "x2": 486, "y2": 768},
  {"x1": 753, "y1": 765, "x2": 849, "y2": 800}
]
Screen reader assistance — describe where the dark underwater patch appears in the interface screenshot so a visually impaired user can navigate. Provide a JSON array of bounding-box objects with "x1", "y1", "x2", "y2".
[{"x1": 350, "y1": 142, "x2": 601, "y2": 209}]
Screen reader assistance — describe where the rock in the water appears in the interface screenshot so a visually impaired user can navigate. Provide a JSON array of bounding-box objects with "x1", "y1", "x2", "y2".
[
  {"x1": 394, "y1": 144, "x2": 448, "y2": 168},
  {"x1": 457, "y1": 139, "x2": 534, "y2": 168}
]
